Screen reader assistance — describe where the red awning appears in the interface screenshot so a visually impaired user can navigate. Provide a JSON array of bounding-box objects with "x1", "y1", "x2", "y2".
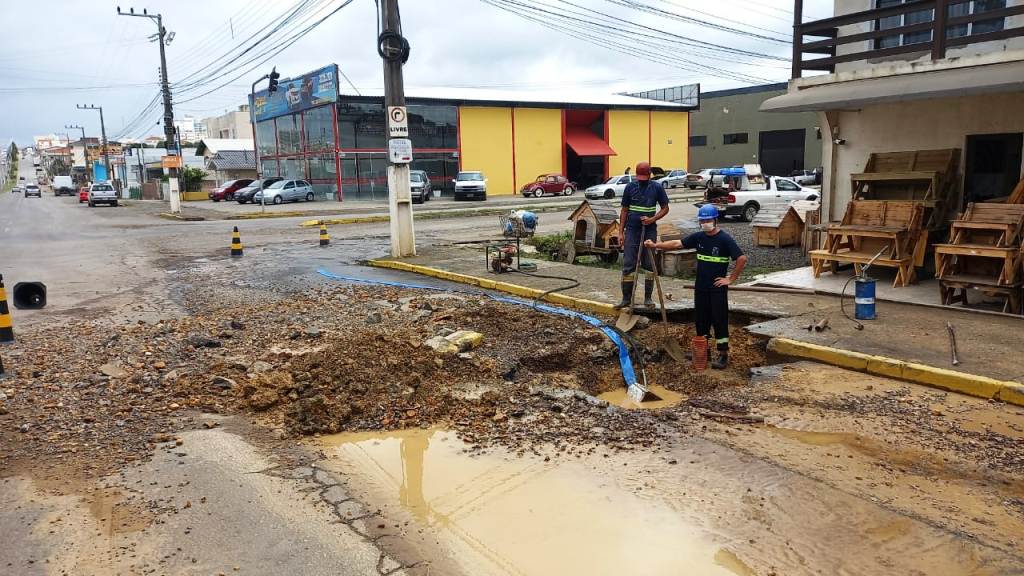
[{"x1": 565, "y1": 127, "x2": 616, "y2": 156}]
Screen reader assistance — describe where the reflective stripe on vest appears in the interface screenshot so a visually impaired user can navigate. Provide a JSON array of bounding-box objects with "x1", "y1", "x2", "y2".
[
  {"x1": 628, "y1": 205, "x2": 657, "y2": 213},
  {"x1": 697, "y1": 254, "x2": 730, "y2": 263}
]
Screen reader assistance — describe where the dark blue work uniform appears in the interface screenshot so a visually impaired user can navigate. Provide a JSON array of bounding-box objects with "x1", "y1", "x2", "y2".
[
  {"x1": 682, "y1": 229, "x2": 743, "y2": 351},
  {"x1": 620, "y1": 180, "x2": 669, "y2": 281}
]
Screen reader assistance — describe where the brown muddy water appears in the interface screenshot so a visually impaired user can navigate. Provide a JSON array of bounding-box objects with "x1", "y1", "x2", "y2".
[{"x1": 316, "y1": 428, "x2": 1014, "y2": 576}]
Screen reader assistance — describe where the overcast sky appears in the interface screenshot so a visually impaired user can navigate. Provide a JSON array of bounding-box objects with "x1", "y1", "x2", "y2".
[{"x1": 0, "y1": 0, "x2": 832, "y2": 146}]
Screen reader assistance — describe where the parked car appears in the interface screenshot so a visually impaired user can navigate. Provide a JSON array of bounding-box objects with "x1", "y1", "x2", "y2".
[
  {"x1": 24, "y1": 184, "x2": 41, "y2": 198},
  {"x1": 684, "y1": 169, "x2": 719, "y2": 190},
  {"x1": 789, "y1": 169, "x2": 819, "y2": 186},
  {"x1": 453, "y1": 171, "x2": 487, "y2": 201},
  {"x1": 12, "y1": 185, "x2": 22, "y2": 194},
  {"x1": 79, "y1": 187, "x2": 89, "y2": 203},
  {"x1": 253, "y1": 179, "x2": 315, "y2": 205},
  {"x1": 520, "y1": 173, "x2": 576, "y2": 198},
  {"x1": 235, "y1": 178, "x2": 283, "y2": 204},
  {"x1": 655, "y1": 169, "x2": 688, "y2": 189},
  {"x1": 584, "y1": 174, "x2": 636, "y2": 200},
  {"x1": 410, "y1": 170, "x2": 433, "y2": 203},
  {"x1": 209, "y1": 179, "x2": 254, "y2": 202},
  {"x1": 699, "y1": 165, "x2": 817, "y2": 222},
  {"x1": 88, "y1": 181, "x2": 118, "y2": 207},
  {"x1": 53, "y1": 175, "x2": 75, "y2": 196}
]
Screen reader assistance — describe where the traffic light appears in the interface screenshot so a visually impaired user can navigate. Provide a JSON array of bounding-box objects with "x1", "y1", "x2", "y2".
[{"x1": 268, "y1": 67, "x2": 280, "y2": 93}]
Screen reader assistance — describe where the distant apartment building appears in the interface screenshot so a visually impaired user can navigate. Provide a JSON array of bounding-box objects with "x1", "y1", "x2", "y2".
[
  {"x1": 34, "y1": 134, "x2": 69, "y2": 151},
  {"x1": 173, "y1": 116, "x2": 207, "y2": 143},
  {"x1": 202, "y1": 105, "x2": 254, "y2": 140}
]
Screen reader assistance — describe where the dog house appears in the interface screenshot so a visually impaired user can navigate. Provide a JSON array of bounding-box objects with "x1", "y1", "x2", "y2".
[{"x1": 566, "y1": 200, "x2": 621, "y2": 264}]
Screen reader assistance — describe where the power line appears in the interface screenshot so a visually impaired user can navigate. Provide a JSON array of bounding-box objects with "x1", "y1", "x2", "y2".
[{"x1": 598, "y1": 0, "x2": 790, "y2": 43}]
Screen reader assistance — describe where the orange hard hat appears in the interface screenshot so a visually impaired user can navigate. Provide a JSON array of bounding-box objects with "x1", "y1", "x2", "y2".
[{"x1": 635, "y1": 162, "x2": 651, "y2": 181}]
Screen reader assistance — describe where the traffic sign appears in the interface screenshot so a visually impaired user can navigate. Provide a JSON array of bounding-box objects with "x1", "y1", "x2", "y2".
[{"x1": 388, "y1": 106, "x2": 409, "y2": 137}]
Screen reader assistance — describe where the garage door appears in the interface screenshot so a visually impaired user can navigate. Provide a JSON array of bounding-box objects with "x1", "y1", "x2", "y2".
[{"x1": 759, "y1": 129, "x2": 805, "y2": 177}]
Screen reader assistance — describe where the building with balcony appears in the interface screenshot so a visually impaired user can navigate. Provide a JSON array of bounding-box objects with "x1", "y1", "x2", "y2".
[
  {"x1": 250, "y1": 65, "x2": 696, "y2": 201},
  {"x1": 763, "y1": 0, "x2": 1024, "y2": 223}
]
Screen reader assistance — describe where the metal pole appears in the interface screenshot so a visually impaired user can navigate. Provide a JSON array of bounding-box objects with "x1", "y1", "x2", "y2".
[
  {"x1": 381, "y1": 0, "x2": 415, "y2": 257},
  {"x1": 98, "y1": 106, "x2": 111, "y2": 183},
  {"x1": 250, "y1": 76, "x2": 269, "y2": 214}
]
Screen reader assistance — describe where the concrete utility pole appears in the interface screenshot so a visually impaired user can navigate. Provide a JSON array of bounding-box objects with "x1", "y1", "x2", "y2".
[
  {"x1": 250, "y1": 67, "x2": 280, "y2": 214},
  {"x1": 379, "y1": 0, "x2": 415, "y2": 257},
  {"x1": 118, "y1": 6, "x2": 178, "y2": 211},
  {"x1": 76, "y1": 104, "x2": 111, "y2": 183}
]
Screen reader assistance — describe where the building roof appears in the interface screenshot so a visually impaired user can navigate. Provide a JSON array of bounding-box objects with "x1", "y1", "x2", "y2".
[
  {"x1": 206, "y1": 150, "x2": 256, "y2": 171},
  {"x1": 700, "y1": 82, "x2": 787, "y2": 100},
  {"x1": 338, "y1": 86, "x2": 695, "y2": 110},
  {"x1": 194, "y1": 138, "x2": 254, "y2": 155},
  {"x1": 568, "y1": 200, "x2": 619, "y2": 224}
]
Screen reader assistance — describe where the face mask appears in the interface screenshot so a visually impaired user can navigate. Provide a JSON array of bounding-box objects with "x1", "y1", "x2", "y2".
[{"x1": 700, "y1": 222, "x2": 715, "y2": 232}]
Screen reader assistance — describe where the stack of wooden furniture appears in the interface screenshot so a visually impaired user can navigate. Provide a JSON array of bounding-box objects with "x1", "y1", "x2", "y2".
[
  {"x1": 933, "y1": 202, "x2": 1024, "y2": 314},
  {"x1": 809, "y1": 200, "x2": 926, "y2": 287},
  {"x1": 850, "y1": 148, "x2": 960, "y2": 229}
]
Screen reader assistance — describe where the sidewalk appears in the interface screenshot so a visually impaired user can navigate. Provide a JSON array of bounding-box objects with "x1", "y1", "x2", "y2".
[
  {"x1": 370, "y1": 244, "x2": 1024, "y2": 390},
  {"x1": 155, "y1": 191, "x2": 704, "y2": 222}
]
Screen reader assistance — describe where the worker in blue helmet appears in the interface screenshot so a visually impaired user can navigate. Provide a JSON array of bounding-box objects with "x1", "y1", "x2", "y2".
[
  {"x1": 615, "y1": 161, "x2": 670, "y2": 309},
  {"x1": 646, "y1": 203, "x2": 747, "y2": 369}
]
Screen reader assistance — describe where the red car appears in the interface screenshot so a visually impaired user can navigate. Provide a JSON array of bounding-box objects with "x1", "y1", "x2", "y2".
[
  {"x1": 78, "y1": 187, "x2": 89, "y2": 204},
  {"x1": 209, "y1": 179, "x2": 254, "y2": 202},
  {"x1": 520, "y1": 174, "x2": 576, "y2": 198}
]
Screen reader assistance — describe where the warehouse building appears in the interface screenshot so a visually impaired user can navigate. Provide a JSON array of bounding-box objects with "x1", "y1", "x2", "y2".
[
  {"x1": 636, "y1": 83, "x2": 822, "y2": 177},
  {"x1": 250, "y1": 65, "x2": 696, "y2": 201}
]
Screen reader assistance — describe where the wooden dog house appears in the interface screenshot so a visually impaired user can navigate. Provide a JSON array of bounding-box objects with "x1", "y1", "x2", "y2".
[{"x1": 566, "y1": 200, "x2": 621, "y2": 264}]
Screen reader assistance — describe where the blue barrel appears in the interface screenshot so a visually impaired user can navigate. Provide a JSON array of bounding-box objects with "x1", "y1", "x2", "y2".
[{"x1": 854, "y1": 277, "x2": 877, "y2": 320}]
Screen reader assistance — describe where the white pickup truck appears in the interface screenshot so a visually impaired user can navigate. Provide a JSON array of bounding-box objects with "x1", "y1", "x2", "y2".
[{"x1": 697, "y1": 164, "x2": 818, "y2": 222}]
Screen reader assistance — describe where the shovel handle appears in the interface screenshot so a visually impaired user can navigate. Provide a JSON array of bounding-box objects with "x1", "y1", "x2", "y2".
[{"x1": 647, "y1": 246, "x2": 669, "y2": 325}]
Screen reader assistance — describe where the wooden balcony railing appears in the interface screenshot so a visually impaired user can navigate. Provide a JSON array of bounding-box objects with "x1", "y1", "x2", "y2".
[{"x1": 792, "y1": 0, "x2": 1024, "y2": 78}]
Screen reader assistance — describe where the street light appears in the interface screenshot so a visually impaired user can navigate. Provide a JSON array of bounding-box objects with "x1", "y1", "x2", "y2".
[{"x1": 76, "y1": 104, "x2": 112, "y2": 184}]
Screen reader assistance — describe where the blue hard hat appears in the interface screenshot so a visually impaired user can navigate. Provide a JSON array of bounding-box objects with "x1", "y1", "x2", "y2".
[{"x1": 697, "y1": 204, "x2": 719, "y2": 220}]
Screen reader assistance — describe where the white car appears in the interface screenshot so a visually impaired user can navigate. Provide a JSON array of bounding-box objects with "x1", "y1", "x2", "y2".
[
  {"x1": 655, "y1": 169, "x2": 688, "y2": 189},
  {"x1": 254, "y1": 179, "x2": 315, "y2": 205},
  {"x1": 684, "y1": 169, "x2": 719, "y2": 190},
  {"x1": 585, "y1": 174, "x2": 636, "y2": 200},
  {"x1": 704, "y1": 176, "x2": 818, "y2": 222},
  {"x1": 453, "y1": 171, "x2": 487, "y2": 201},
  {"x1": 790, "y1": 169, "x2": 819, "y2": 186},
  {"x1": 88, "y1": 182, "x2": 117, "y2": 206}
]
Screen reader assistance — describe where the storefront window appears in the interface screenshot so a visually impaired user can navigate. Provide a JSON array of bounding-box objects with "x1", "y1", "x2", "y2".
[
  {"x1": 408, "y1": 105, "x2": 458, "y2": 149},
  {"x1": 410, "y1": 152, "x2": 460, "y2": 194},
  {"x1": 261, "y1": 159, "x2": 279, "y2": 177},
  {"x1": 256, "y1": 120, "x2": 276, "y2": 156},
  {"x1": 304, "y1": 106, "x2": 334, "y2": 151},
  {"x1": 338, "y1": 102, "x2": 386, "y2": 149},
  {"x1": 308, "y1": 153, "x2": 337, "y2": 180},
  {"x1": 277, "y1": 114, "x2": 302, "y2": 154}
]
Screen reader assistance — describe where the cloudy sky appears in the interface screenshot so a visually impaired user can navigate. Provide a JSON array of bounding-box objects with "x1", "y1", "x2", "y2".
[{"x1": 0, "y1": 0, "x2": 832, "y2": 145}]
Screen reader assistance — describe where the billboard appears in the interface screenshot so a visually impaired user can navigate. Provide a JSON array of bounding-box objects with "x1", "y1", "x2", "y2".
[{"x1": 250, "y1": 65, "x2": 339, "y2": 123}]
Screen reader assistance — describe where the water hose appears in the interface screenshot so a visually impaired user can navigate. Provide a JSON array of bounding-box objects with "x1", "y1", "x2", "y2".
[{"x1": 316, "y1": 268, "x2": 640, "y2": 388}]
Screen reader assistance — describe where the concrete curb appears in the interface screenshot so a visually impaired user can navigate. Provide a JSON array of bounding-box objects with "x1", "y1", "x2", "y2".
[
  {"x1": 227, "y1": 210, "x2": 310, "y2": 221},
  {"x1": 158, "y1": 213, "x2": 206, "y2": 221},
  {"x1": 768, "y1": 337, "x2": 1024, "y2": 407},
  {"x1": 367, "y1": 259, "x2": 617, "y2": 316}
]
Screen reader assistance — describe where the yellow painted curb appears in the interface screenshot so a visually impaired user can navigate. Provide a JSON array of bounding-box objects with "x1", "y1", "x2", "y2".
[
  {"x1": 300, "y1": 215, "x2": 390, "y2": 227},
  {"x1": 768, "y1": 337, "x2": 1024, "y2": 407},
  {"x1": 368, "y1": 259, "x2": 617, "y2": 317},
  {"x1": 227, "y1": 211, "x2": 310, "y2": 220}
]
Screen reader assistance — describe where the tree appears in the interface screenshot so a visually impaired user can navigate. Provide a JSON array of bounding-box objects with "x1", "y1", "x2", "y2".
[
  {"x1": 181, "y1": 166, "x2": 208, "y2": 192},
  {"x1": 7, "y1": 142, "x2": 18, "y2": 162}
]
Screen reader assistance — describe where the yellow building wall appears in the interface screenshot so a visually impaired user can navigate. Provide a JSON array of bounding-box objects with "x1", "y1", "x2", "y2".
[
  {"x1": 512, "y1": 108, "x2": 563, "y2": 191},
  {"x1": 459, "y1": 106, "x2": 514, "y2": 196},
  {"x1": 607, "y1": 110, "x2": 650, "y2": 176},
  {"x1": 650, "y1": 111, "x2": 689, "y2": 172}
]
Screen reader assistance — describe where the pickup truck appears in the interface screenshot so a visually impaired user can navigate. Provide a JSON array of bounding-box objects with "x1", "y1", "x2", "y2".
[
  {"x1": 697, "y1": 165, "x2": 818, "y2": 222},
  {"x1": 88, "y1": 182, "x2": 118, "y2": 207}
]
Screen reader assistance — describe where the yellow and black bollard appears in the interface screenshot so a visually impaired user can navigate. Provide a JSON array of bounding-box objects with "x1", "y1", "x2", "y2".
[
  {"x1": 230, "y1": 226, "x2": 244, "y2": 257},
  {"x1": 319, "y1": 221, "x2": 330, "y2": 247},
  {"x1": 0, "y1": 274, "x2": 14, "y2": 343}
]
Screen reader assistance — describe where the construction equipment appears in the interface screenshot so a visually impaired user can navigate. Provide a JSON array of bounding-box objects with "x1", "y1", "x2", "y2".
[
  {"x1": 646, "y1": 246, "x2": 685, "y2": 362},
  {"x1": 486, "y1": 211, "x2": 537, "y2": 274},
  {"x1": 946, "y1": 322, "x2": 960, "y2": 366},
  {"x1": 841, "y1": 246, "x2": 887, "y2": 330},
  {"x1": 615, "y1": 225, "x2": 647, "y2": 332}
]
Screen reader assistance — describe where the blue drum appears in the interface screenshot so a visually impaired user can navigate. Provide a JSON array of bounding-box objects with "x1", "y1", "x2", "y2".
[{"x1": 854, "y1": 277, "x2": 877, "y2": 320}]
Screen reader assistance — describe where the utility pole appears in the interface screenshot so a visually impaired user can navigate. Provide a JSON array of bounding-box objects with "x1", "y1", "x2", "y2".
[
  {"x1": 379, "y1": 0, "x2": 415, "y2": 257},
  {"x1": 65, "y1": 124, "x2": 85, "y2": 184},
  {"x1": 118, "y1": 6, "x2": 177, "y2": 211},
  {"x1": 250, "y1": 67, "x2": 280, "y2": 214},
  {"x1": 76, "y1": 104, "x2": 111, "y2": 183}
]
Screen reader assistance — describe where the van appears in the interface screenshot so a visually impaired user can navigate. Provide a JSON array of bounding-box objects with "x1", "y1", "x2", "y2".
[{"x1": 53, "y1": 175, "x2": 75, "y2": 196}]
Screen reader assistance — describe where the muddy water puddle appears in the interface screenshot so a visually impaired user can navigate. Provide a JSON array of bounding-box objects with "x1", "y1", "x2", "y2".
[
  {"x1": 597, "y1": 384, "x2": 684, "y2": 409},
  {"x1": 317, "y1": 427, "x2": 1023, "y2": 575},
  {"x1": 319, "y1": 429, "x2": 745, "y2": 576}
]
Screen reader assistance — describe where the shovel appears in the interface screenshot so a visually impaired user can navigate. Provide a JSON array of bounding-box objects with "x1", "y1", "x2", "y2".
[
  {"x1": 647, "y1": 246, "x2": 686, "y2": 362},
  {"x1": 614, "y1": 225, "x2": 646, "y2": 332}
]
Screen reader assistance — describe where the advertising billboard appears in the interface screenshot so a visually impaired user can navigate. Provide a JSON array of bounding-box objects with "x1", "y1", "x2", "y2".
[{"x1": 250, "y1": 65, "x2": 339, "y2": 123}]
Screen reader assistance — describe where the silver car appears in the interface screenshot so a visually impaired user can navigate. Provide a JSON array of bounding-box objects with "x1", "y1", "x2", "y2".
[
  {"x1": 254, "y1": 179, "x2": 315, "y2": 205},
  {"x1": 25, "y1": 184, "x2": 41, "y2": 198},
  {"x1": 655, "y1": 169, "x2": 688, "y2": 189},
  {"x1": 585, "y1": 174, "x2": 636, "y2": 200}
]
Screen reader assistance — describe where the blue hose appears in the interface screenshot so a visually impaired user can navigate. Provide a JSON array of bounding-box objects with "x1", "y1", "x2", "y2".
[{"x1": 316, "y1": 268, "x2": 639, "y2": 387}]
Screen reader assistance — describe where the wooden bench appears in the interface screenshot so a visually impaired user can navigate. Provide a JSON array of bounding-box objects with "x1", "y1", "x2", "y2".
[
  {"x1": 947, "y1": 202, "x2": 1024, "y2": 247},
  {"x1": 810, "y1": 248, "x2": 917, "y2": 287},
  {"x1": 850, "y1": 149, "x2": 959, "y2": 229},
  {"x1": 939, "y1": 274, "x2": 1022, "y2": 315}
]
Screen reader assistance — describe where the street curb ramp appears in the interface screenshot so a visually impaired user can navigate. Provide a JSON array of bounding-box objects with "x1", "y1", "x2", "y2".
[
  {"x1": 370, "y1": 259, "x2": 1024, "y2": 407},
  {"x1": 768, "y1": 337, "x2": 1024, "y2": 407}
]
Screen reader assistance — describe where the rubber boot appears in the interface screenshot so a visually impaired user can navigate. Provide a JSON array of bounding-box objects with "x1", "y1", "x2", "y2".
[
  {"x1": 613, "y1": 282, "x2": 634, "y2": 309},
  {"x1": 711, "y1": 350, "x2": 729, "y2": 370},
  {"x1": 643, "y1": 278, "x2": 655, "y2": 308}
]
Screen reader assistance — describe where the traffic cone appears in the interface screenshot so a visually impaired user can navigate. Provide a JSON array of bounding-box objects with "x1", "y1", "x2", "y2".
[
  {"x1": 0, "y1": 275, "x2": 14, "y2": 343},
  {"x1": 230, "y1": 226, "x2": 243, "y2": 257},
  {"x1": 318, "y1": 221, "x2": 330, "y2": 247}
]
